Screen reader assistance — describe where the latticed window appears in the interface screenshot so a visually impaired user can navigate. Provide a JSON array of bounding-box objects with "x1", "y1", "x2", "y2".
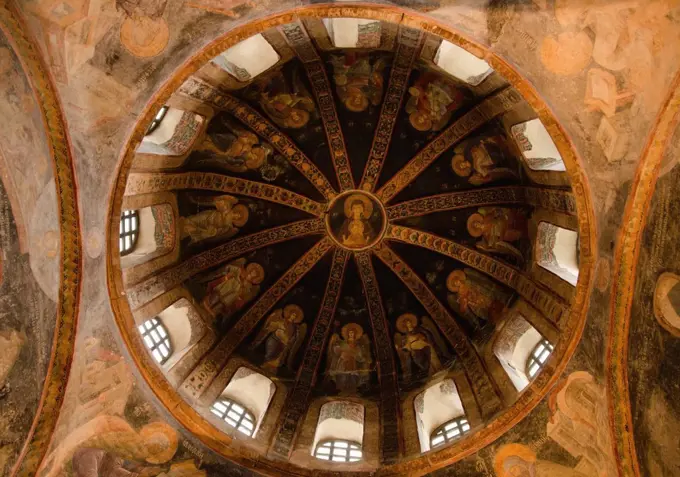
[
  {"x1": 119, "y1": 209, "x2": 139, "y2": 255},
  {"x1": 146, "y1": 105, "x2": 169, "y2": 135},
  {"x1": 314, "y1": 440, "x2": 362, "y2": 463},
  {"x1": 430, "y1": 416, "x2": 471, "y2": 449},
  {"x1": 138, "y1": 318, "x2": 172, "y2": 364},
  {"x1": 210, "y1": 399, "x2": 256, "y2": 436},
  {"x1": 527, "y1": 338, "x2": 554, "y2": 378}
]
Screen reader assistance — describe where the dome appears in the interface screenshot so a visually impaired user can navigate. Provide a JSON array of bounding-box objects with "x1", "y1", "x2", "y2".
[{"x1": 108, "y1": 9, "x2": 590, "y2": 474}]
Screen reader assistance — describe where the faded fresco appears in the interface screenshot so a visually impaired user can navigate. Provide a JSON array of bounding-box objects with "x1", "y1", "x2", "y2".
[{"x1": 3, "y1": 0, "x2": 680, "y2": 476}]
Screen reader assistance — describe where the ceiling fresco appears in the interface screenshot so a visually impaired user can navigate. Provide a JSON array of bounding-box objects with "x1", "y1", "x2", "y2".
[{"x1": 3, "y1": 1, "x2": 680, "y2": 477}]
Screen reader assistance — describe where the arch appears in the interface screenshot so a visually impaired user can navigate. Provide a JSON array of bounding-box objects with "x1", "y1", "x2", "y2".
[
  {"x1": 212, "y1": 34, "x2": 281, "y2": 82},
  {"x1": 494, "y1": 314, "x2": 551, "y2": 391},
  {"x1": 434, "y1": 40, "x2": 492, "y2": 86},
  {"x1": 536, "y1": 221, "x2": 580, "y2": 286},
  {"x1": 413, "y1": 379, "x2": 466, "y2": 452},
  {"x1": 653, "y1": 272, "x2": 680, "y2": 337},
  {"x1": 511, "y1": 118, "x2": 567, "y2": 172},
  {"x1": 106, "y1": 5, "x2": 597, "y2": 474},
  {"x1": 312, "y1": 401, "x2": 365, "y2": 459},
  {"x1": 137, "y1": 108, "x2": 205, "y2": 156},
  {"x1": 322, "y1": 18, "x2": 381, "y2": 48}
]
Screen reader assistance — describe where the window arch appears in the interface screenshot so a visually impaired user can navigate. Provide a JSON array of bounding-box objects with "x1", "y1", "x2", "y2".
[
  {"x1": 653, "y1": 272, "x2": 680, "y2": 337},
  {"x1": 312, "y1": 401, "x2": 365, "y2": 463},
  {"x1": 536, "y1": 222, "x2": 580, "y2": 286},
  {"x1": 526, "y1": 338, "x2": 554, "y2": 378},
  {"x1": 138, "y1": 317, "x2": 172, "y2": 365},
  {"x1": 434, "y1": 40, "x2": 493, "y2": 86},
  {"x1": 322, "y1": 18, "x2": 381, "y2": 48},
  {"x1": 212, "y1": 34, "x2": 280, "y2": 82},
  {"x1": 314, "y1": 439, "x2": 362, "y2": 462},
  {"x1": 146, "y1": 105, "x2": 169, "y2": 135},
  {"x1": 430, "y1": 416, "x2": 471, "y2": 449},
  {"x1": 413, "y1": 379, "x2": 468, "y2": 452},
  {"x1": 119, "y1": 209, "x2": 139, "y2": 255},
  {"x1": 210, "y1": 398, "x2": 256, "y2": 436},
  {"x1": 511, "y1": 118, "x2": 566, "y2": 171}
]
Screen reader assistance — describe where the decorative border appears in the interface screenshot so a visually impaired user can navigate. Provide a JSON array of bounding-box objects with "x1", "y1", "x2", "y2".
[
  {"x1": 106, "y1": 5, "x2": 597, "y2": 476},
  {"x1": 280, "y1": 21, "x2": 356, "y2": 191},
  {"x1": 360, "y1": 26, "x2": 423, "y2": 191},
  {"x1": 270, "y1": 248, "x2": 349, "y2": 458},
  {"x1": 0, "y1": 4, "x2": 82, "y2": 476},
  {"x1": 125, "y1": 171, "x2": 325, "y2": 216},
  {"x1": 606, "y1": 71, "x2": 680, "y2": 477}
]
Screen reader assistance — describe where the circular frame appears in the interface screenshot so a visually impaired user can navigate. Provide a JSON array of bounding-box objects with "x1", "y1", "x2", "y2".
[
  {"x1": 106, "y1": 4, "x2": 598, "y2": 476},
  {"x1": 325, "y1": 189, "x2": 388, "y2": 252}
]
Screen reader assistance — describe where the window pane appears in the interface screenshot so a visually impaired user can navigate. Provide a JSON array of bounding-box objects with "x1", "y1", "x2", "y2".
[{"x1": 335, "y1": 441, "x2": 348, "y2": 448}]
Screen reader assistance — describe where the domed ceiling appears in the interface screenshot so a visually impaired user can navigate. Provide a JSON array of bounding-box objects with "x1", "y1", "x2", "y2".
[{"x1": 112, "y1": 15, "x2": 584, "y2": 475}]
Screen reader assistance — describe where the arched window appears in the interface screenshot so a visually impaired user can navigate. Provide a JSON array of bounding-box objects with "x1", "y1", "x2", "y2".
[
  {"x1": 413, "y1": 379, "x2": 467, "y2": 452},
  {"x1": 653, "y1": 272, "x2": 680, "y2": 337},
  {"x1": 138, "y1": 317, "x2": 172, "y2": 365},
  {"x1": 511, "y1": 119, "x2": 566, "y2": 172},
  {"x1": 312, "y1": 401, "x2": 365, "y2": 463},
  {"x1": 146, "y1": 105, "x2": 169, "y2": 135},
  {"x1": 493, "y1": 314, "x2": 552, "y2": 391},
  {"x1": 119, "y1": 209, "x2": 139, "y2": 255},
  {"x1": 314, "y1": 439, "x2": 362, "y2": 463},
  {"x1": 210, "y1": 398, "x2": 256, "y2": 437},
  {"x1": 526, "y1": 338, "x2": 554, "y2": 378},
  {"x1": 434, "y1": 40, "x2": 493, "y2": 86},
  {"x1": 322, "y1": 18, "x2": 381, "y2": 48},
  {"x1": 212, "y1": 34, "x2": 280, "y2": 82},
  {"x1": 430, "y1": 416, "x2": 471, "y2": 449},
  {"x1": 213, "y1": 367, "x2": 275, "y2": 438},
  {"x1": 536, "y1": 222, "x2": 579, "y2": 286}
]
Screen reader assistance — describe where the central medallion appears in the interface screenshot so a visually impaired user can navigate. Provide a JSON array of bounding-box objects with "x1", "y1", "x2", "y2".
[{"x1": 326, "y1": 190, "x2": 387, "y2": 251}]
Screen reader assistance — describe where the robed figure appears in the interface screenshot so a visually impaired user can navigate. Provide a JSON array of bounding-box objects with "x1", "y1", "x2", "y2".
[
  {"x1": 201, "y1": 259, "x2": 265, "y2": 325},
  {"x1": 451, "y1": 136, "x2": 519, "y2": 186},
  {"x1": 180, "y1": 195, "x2": 249, "y2": 244},
  {"x1": 196, "y1": 118, "x2": 273, "y2": 173},
  {"x1": 467, "y1": 207, "x2": 527, "y2": 263},
  {"x1": 394, "y1": 313, "x2": 448, "y2": 380},
  {"x1": 446, "y1": 269, "x2": 510, "y2": 330},
  {"x1": 326, "y1": 323, "x2": 372, "y2": 393},
  {"x1": 250, "y1": 304, "x2": 307, "y2": 372}
]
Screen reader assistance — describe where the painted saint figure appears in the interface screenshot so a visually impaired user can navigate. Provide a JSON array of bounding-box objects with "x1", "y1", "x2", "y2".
[
  {"x1": 451, "y1": 137, "x2": 519, "y2": 186},
  {"x1": 197, "y1": 118, "x2": 272, "y2": 173},
  {"x1": 330, "y1": 53, "x2": 386, "y2": 112},
  {"x1": 326, "y1": 323, "x2": 372, "y2": 393},
  {"x1": 394, "y1": 313, "x2": 448, "y2": 380},
  {"x1": 405, "y1": 73, "x2": 463, "y2": 132},
  {"x1": 467, "y1": 207, "x2": 527, "y2": 263},
  {"x1": 202, "y1": 259, "x2": 265, "y2": 324},
  {"x1": 180, "y1": 195, "x2": 249, "y2": 244},
  {"x1": 446, "y1": 269, "x2": 509, "y2": 329},
  {"x1": 339, "y1": 194, "x2": 375, "y2": 249},
  {"x1": 251, "y1": 304, "x2": 307, "y2": 372},
  {"x1": 251, "y1": 70, "x2": 316, "y2": 129}
]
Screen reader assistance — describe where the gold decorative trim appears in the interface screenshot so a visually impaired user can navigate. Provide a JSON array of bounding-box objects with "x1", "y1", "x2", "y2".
[
  {"x1": 360, "y1": 26, "x2": 423, "y2": 191},
  {"x1": 606, "y1": 71, "x2": 680, "y2": 477},
  {"x1": 280, "y1": 21, "x2": 355, "y2": 191},
  {"x1": 0, "y1": 4, "x2": 82, "y2": 476},
  {"x1": 106, "y1": 5, "x2": 597, "y2": 475},
  {"x1": 125, "y1": 171, "x2": 325, "y2": 216},
  {"x1": 376, "y1": 87, "x2": 524, "y2": 203}
]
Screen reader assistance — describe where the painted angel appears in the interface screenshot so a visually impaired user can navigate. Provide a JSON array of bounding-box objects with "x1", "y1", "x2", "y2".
[
  {"x1": 326, "y1": 323, "x2": 372, "y2": 393},
  {"x1": 394, "y1": 314, "x2": 448, "y2": 380},
  {"x1": 180, "y1": 195, "x2": 249, "y2": 244},
  {"x1": 254, "y1": 69, "x2": 316, "y2": 129},
  {"x1": 197, "y1": 117, "x2": 272, "y2": 173},
  {"x1": 201, "y1": 258, "x2": 265, "y2": 326},
  {"x1": 330, "y1": 53, "x2": 387, "y2": 112},
  {"x1": 451, "y1": 137, "x2": 519, "y2": 186},
  {"x1": 446, "y1": 269, "x2": 511, "y2": 329},
  {"x1": 406, "y1": 72, "x2": 463, "y2": 132},
  {"x1": 250, "y1": 304, "x2": 307, "y2": 372},
  {"x1": 467, "y1": 207, "x2": 527, "y2": 263}
]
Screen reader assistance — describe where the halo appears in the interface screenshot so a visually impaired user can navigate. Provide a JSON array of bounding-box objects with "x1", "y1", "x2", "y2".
[
  {"x1": 119, "y1": 17, "x2": 169, "y2": 59},
  {"x1": 409, "y1": 111, "x2": 432, "y2": 132},
  {"x1": 446, "y1": 270, "x2": 467, "y2": 292},
  {"x1": 451, "y1": 154, "x2": 472, "y2": 177},
  {"x1": 139, "y1": 421, "x2": 179, "y2": 464},
  {"x1": 396, "y1": 313, "x2": 418, "y2": 333},
  {"x1": 493, "y1": 444, "x2": 537, "y2": 476},
  {"x1": 284, "y1": 304, "x2": 304, "y2": 323},
  {"x1": 466, "y1": 213, "x2": 485, "y2": 237},
  {"x1": 231, "y1": 204, "x2": 249, "y2": 227},
  {"x1": 286, "y1": 109, "x2": 309, "y2": 129},
  {"x1": 245, "y1": 263, "x2": 265, "y2": 284},
  {"x1": 345, "y1": 93, "x2": 369, "y2": 113},
  {"x1": 245, "y1": 147, "x2": 266, "y2": 169},
  {"x1": 341, "y1": 323, "x2": 363, "y2": 340},
  {"x1": 343, "y1": 193, "x2": 374, "y2": 218}
]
